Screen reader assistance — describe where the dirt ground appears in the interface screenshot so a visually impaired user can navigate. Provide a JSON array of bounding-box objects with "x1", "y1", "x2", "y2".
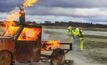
[{"x1": 41, "y1": 26, "x2": 107, "y2": 65}]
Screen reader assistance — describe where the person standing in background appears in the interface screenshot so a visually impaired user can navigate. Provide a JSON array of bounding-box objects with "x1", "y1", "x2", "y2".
[{"x1": 66, "y1": 26, "x2": 84, "y2": 51}]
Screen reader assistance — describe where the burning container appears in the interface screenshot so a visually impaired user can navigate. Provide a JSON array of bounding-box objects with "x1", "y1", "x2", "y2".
[
  {"x1": 0, "y1": 22, "x2": 17, "y2": 65},
  {"x1": 15, "y1": 25, "x2": 42, "y2": 62},
  {"x1": 12, "y1": 5, "x2": 42, "y2": 62},
  {"x1": 0, "y1": 24, "x2": 42, "y2": 64},
  {"x1": 14, "y1": 5, "x2": 42, "y2": 62}
]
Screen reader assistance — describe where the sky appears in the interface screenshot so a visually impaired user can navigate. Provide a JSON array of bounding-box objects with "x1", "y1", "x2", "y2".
[{"x1": 0, "y1": 0, "x2": 107, "y2": 24}]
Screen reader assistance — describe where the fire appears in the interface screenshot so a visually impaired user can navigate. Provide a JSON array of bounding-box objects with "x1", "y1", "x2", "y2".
[
  {"x1": 2, "y1": 21, "x2": 19, "y2": 36},
  {"x1": 43, "y1": 40, "x2": 61, "y2": 51},
  {"x1": 23, "y1": 0, "x2": 38, "y2": 7},
  {"x1": 1, "y1": 0, "x2": 38, "y2": 37},
  {"x1": 3, "y1": 21, "x2": 16, "y2": 30},
  {"x1": 5, "y1": 10, "x2": 21, "y2": 21},
  {"x1": 4, "y1": 26, "x2": 19, "y2": 36},
  {"x1": 18, "y1": 28, "x2": 41, "y2": 41},
  {"x1": 1, "y1": 9, "x2": 21, "y2": 36}
]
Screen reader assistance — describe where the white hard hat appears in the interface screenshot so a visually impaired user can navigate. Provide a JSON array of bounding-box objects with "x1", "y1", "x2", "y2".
[
  {"x1": 68, "y1": 26, "x2": 72, "y2": 29},
  {"x1": 75, "y1": 28, "x2": 80, "y2": 31}
]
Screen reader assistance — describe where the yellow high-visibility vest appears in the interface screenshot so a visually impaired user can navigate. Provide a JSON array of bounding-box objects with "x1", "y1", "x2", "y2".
[{"x1": 72, "y1": 28, "x2": 80, "y2": 36}]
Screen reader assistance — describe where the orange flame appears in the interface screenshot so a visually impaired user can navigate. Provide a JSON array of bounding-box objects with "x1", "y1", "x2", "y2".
[
  {"x1": 3, "y1": 25, "x2": 19, "y2": 36},
  {"x1": 23, "y1": 0, "x2": 38, "y2": 7},
  {"x1": 2, "y1": 21, "x2": 19, "y2": 36},
  {"x1": 18, "y1": 28, "x2": 41, "y2": 41},
  {"x1": 2, "y1": 9, "x2": 20, "y2": 36},
  {"x1": 1, "y1": 0, "x2": 38, "y2": 37},
  {"x1": 43, "y1": 40, "x2": 61, "y2": 51},
  {"x1": 5, "y1": 10, "x2": 21, "y2": 21}
]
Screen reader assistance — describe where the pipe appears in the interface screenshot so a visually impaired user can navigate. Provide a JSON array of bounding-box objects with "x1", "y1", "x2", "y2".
[{"x1": 19, "y1": 5, "x2": 25, "y2": 25}]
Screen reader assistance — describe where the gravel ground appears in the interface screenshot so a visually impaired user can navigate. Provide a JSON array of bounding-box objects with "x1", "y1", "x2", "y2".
[{"x1": 42, "y1": 26, "x2": 107, "y2": 65}]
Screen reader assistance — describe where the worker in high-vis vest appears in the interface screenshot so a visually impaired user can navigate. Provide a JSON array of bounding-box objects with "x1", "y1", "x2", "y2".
[
  {"x1": 66, "y1": 26, "x2": 84, "y2": 51},
  {"x1": 65, "y1": 26, "x2": 74, "y2": 43},
  {"x1": 73, "y1": 28, "x2": 84, "y2": 51}
]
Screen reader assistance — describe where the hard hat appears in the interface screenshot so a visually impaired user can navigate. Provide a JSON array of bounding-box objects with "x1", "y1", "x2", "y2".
[
  {"x1": 68, "y1": 26, "x2": 72, "y2": 30},
  {"x1": 75, "y1": 28, "x2": 80, "y2": 31}
]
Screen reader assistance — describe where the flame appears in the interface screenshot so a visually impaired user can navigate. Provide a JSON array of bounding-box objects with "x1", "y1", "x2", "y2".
[
  {"x1": 4, "y1": 26, "x2": 19, "y2": 36},
  {"x1": 43, "y1": 40, "x2": 61, "y2": 51},
  {"x1": 2, "y1": 21, "x2": 19, "y2": 36},
  {"x1": 1, "y1": 0, "x2": 38, "y2": 37},
  {"x1": 23, "y1": 0, "x2": 38, "y2": 7},
  {"x1": 5, "y1": 10, "x2": 21, "y2": 21},
  {"x1": 18, "y1": 28, "x2": 41, "y2": 41},
  {"x1": 2, "y1": 9, "x2": 20, "y2": 36},
  {"x1": 3, "y1": 21, "x2": 16, "y2": 30}
]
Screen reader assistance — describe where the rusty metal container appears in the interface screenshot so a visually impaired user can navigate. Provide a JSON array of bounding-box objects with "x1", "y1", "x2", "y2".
[{"x1": 15, "y1": 25, "x2": 42, "y2": 62}]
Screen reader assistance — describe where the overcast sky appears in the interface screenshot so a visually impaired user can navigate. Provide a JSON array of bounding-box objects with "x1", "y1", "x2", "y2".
[{"x1": 0, "y1": 0, "x2": 107, "y2": 24}]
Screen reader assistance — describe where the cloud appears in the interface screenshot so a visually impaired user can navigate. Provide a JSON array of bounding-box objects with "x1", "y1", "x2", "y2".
[
  {"x1": 0, "y1": 12, "x2": 106, "y2": 24},
  {"x1": 37, "y1": 0, "x2": 107, "y2": 8},
  {"x1": 0, "y1": 0, "x2": 107, "y2": 17},
  {"x1": 0, "y1": 0, "x2": 107, "y2": 24},
  {"x1": 0, "y1": 0, "x2": 22, "y2": 12},
  {"x1": 26, "y1": 7, "x2": 107, "y2": 16},
  {"x1": 1, "y1": 0, "x2": 107, "y2": 12}
]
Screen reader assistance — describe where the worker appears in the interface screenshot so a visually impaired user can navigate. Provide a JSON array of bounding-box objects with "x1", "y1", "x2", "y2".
[
  {"x1": 73, "y1": 28, "x2": 84, "y2": 51},
  {"x1": 65, "y1": 26, "x2": 74, "y2": 43},
  {"x1": 66, "y1": 26, "x2": 84, "y2": 51}
]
